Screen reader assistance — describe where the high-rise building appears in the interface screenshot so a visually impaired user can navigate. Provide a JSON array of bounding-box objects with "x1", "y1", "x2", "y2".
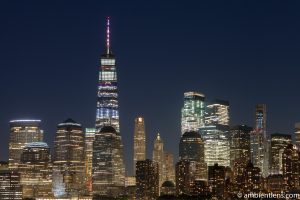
[
  {"x1": 136, "y1": 159, "x2": 159, "y2": 200},
  {"x1": 92, "y1": 126, "x2": 125, "y2": 197},
  {"x1": 250, "y1": 104, "x2": 269, "y2": 177},
  {"x1": 175, "y1": 160, "x2": 191, "y2": 195},
  {"x1": 205, "y1": 99, "x2": 229, "y2": 126},
  {"x1": 133, "y1": 117, "x2": 146, "y2": 175},
  {"x1": 200, "y1": 124, "x2": 230, "y2": 167},
  {"x1": 230, "y1": 125, "x2": 252, "y2": 169},
  {"x1": 295, "y1": 122, "x2": 300, "y2": 149},
  {"x1": 179, "y1": 131, "x2": 205, "y2": 162},
  {"x1": 18, "y1": 142, "x2": 53, "y2": 198},
  {"x1": 0, "y1": 170, "x2": 22, "y2": 200},
  {"x1": 282, "y1": 144, "x2": 300, "y2": 191},
  {"x1": 164, "y1": 152, "x2": 175, "y2": 183},
  {"x1": 53, "y1": 118, "x2": 85, "y2": 198},
  {"x1": 96, "y1": 17, "x2": 119, "y2": 133},
  {"x1": 243, "y1": 162, "x2": 261, "y2": 193},
  {"x1": 201, "y1": 100, "x2": 230, "y2": 167},
  {"x1": 84, "y1": 128, "x2": 95, "y2": 193},
  {"x1": 270, "y1": 133, "x2": 292, "y2": 174},
  {"x1": 9, "y1": 119, "x2": 43, "y2": 169},
  {"x1": 181, "y1": 92, "x2": 205, "y2": 135},
  {"x1": 152, "y1": 133, "x2": 165, "y2": 189},
  {"x1": 208, "y1": 163, "x2": 226, "y2": 199}
]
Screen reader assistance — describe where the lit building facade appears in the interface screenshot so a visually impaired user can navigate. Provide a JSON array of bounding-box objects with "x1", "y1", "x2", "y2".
[
  {"x1": 243, "y1": 162, "x2": 261, "y2": 193},
  {"x1": 250, "y1": 104, "x2": 269, "y2": 177},
  {"x1": 84, "y1": 128, "x2": 95, "y2": 193},
  {"x1": 152, "y1": 133, "x2": 165, "y2": 189},
  {"x1": 53, "y1": 118, "x2": 85, "y2": 198},
  {"x1": 295, "y1": 122, "x2": 300, "y2": 149},
  {"x1": 200, "y1": 124, "x2": 230, "y2": 167},
  {"x1": 282, "y1": 144, "x2": 300, "y2": 191},
  {"x1": 9, "y1": 119, "x2": 43, "y2": 169},
  {"x1": 181, "y1": 92, "x2": 205, "y2": 135},
  {"x1": 205, "y1": 99, "x2": 229, "y2": 126},
  {"x1": 96, "y1": 17, "x2": 119, "y2": 133},
  {"x1": 270, "y1": 133, "x2": 292, "y2": 174},
  {"x1": 164, "y1": 152, "x2": 175, "y2": 183},
  {"x1": 136, "y1": 159, "x2": 159, "y2": 200},
  {"x1": 208, "y1": 163, "x2": 226, "y2": 199},
  {"x1": 230, "y1": 125, "x2": 252, "y2": 169},
  {"x1": 18, "y1": 142, "x2": 53, "y2": 198},
  {"x1": 133, "y1": 117, "x2": 146, "y2": 175},
  {"x1": 92, "y1": 126, "x2": 125, "y2": 197},
  {"x1": 175, "y1": 160, "x2": 191, "y2": 195},
  {"x1": 0, "y1": 170, "x2": 22, "y2": 200},
  {"x1": 179, "y1": 131, "x2": 204, "y2": 162}
]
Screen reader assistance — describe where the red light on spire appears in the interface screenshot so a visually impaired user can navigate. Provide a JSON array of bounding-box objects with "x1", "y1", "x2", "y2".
[{"x1": 106, "y1": 16, "x2": 110, "y2": 54}]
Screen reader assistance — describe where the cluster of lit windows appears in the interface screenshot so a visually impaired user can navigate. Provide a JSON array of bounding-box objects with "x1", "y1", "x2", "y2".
[
  {"x1": 101, "y1": 59, "x2": 115, "y2": 65},
  {"x1": 99, "y1": 71, "x2": 117, "y2": 81}
]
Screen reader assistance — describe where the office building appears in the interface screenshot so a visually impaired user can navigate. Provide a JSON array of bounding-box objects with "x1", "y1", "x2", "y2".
[
  {"x1": 0, "y1": 170, "x2": 22, "y2": 200},
  {"x1": 133, "y1": 117, "x2": 146, "y2": 175},
  {"x1": 152, "y1": 133, "x2": 165, "y2": 189},
  {"x1": 84, "y1": 128, "x2": 95, "y2": 193},
  {"x1": 9, "y1": 119, "x2": 43, "y2": 169},
  {"x1": 181, "y1": 92, "x2": 205, "y2": 135},
  {"x1": 136, "y1": 159, "x2": 159, "y2": 200},
  {"x1": 53, "y1": 118, "x2": 85, "y2": 198}
]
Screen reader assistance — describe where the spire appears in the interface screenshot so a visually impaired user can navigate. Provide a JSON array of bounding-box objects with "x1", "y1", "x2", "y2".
[
  {"x1": 106, "y1": 16, "x2": 110, "y2": 55},
  {"x1": 156, "y1": 133, "x2": 161, "y2": 140}
]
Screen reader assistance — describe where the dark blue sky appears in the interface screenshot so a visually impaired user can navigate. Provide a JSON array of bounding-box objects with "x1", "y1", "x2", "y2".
[{"x1": 1, "y1": 0, "x2": 300, "y2": 175}]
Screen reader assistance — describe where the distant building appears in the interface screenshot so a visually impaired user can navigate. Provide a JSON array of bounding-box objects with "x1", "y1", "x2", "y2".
[
  {"x1": 0, "y1": 170, "x2": 22, "y2": 200},
  {"x1": 243, "y1": 162, "x2": 261, "y2": 193},
  {"x1": 164, "y1": 152, "x2": 175, "y2": 183},
  {"x1": 282, "y1": 144, "x2": 299, "y2": 191},
  {"x1": 92, "y1": 126, "x2": 125, "y2": 197},
  {"x1": 270, "y1": 133, "x2": 292, "y2": 174},
  {"x1": 18, "y1": 142, "x2": 53, "y2": 198},
  {"x1": 200, "y1": 124, "x2": 230, "y2": 167},
  {"x1": 181, "y1": 92, "x2": 205, "y2": 135},
  {"x1": 161, "y1": 180, "x2": 176, "y2": 196},
  {"x1": 152, "y1": 133, "x2": 165, "y2": 190},
  {"x1": 9, "y1": 119, "x2": 43, "y2": 169},
  {"x1": 295, "y1": 123, "x2": 300, "y2": 149},
  {"x1": 208, "y1": 163, "x2": 226, "y2": 199},
  {"x1": 266, "y1": 174, "x2": 285, "y2": 194},
  {"x1": 251, "y1": 104, "x2": 269, "y2": 177},
  {"x1": 175, "y1": 160, "x2": 191, "y2": 195},
  {"x1": 125, "y1": 176, "x2": 136, "y2": 200},
  {"x1": 136, "y1": 159, "x2": 159, "y2": 200},
  {"x1": 205, "y1": 99, "x2": 229, "y2": 126},
  {"x1": 53, "y1": 118, "x2": 85, "y2": 198},
  {"x1": 133, "y1": 117, "x2": 146, "y2": 175},
  {"x1": 84, "y1": 128, "x2": 95, "y2": 194}
]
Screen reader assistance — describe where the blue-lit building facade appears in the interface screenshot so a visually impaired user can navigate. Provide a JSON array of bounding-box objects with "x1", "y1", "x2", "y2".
[{"x1": 95, "y1": 17, "x2": 119, "y2": 133}]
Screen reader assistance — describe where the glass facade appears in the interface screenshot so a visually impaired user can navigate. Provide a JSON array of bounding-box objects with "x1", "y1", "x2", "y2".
[
  {"x1": 53, "y1": 119, "x2": 85, "y2": 198},
  {"x1": 92, "y1": 126, "x2": 125, "y2": 197},
  {"x1": 181, "y1": 92, "x2": 205, "y2": 135},
  {"x1": 95, "y1": 18, "x2": 119, "y2": 133},
  {"x1": 9, "y1": 119, "x2": 43, "y2": 170},
  {"x1": 18, "y1": 142, "x2": 53, "y2": 198},
  {"x1": 84, "y1": 128, "x2": 95, "y2": 194},
  {"x1": 205, "y1": 99, "x2": 229, "y2": 126}
]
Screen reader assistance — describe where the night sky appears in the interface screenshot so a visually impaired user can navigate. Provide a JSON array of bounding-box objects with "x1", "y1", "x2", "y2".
[{"x1": 1, "y1": 0, "x2": 300, "y2": 175}]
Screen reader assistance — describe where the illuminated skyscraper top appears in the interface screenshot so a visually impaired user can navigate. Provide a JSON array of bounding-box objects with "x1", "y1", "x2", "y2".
[
  {"x1": 96, "y1": 17, "x2": 119, "y2": 132},
  {"x1": 255, "y1": 104, "x2": 266, "y2": 138}
]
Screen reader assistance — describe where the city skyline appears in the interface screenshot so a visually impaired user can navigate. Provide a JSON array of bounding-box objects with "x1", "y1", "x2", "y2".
[{"x1": 1, "y1": 1, "x2": 300, "y2": 177}]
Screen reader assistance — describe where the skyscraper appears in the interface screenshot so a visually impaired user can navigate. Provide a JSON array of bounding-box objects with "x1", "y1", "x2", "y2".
[
  {"x1": 270, "y1": 133, "x2": 292, "y2": 174},
  {"x1": 205, "y1": 99, "x2": 230, "y2": 126},
  {"x1": 0, "y1": 170, "x2": 22, "y2": 200},
  {"x1": 84, "y1": 128, "x2": 95, "y2": 193},
  {"x1": 201, "y1": 100, "x2": 230, "y2": 167},
  {"x1": 152, "y1": 133, "x2": 165, "y2": 189},
  {"x1": 96, "y1": 17, "x2": 119, "y2": 133},
  {"x1": 164, "y1": 152, "x2": 175, "y2": 183},
  {"x1": 53, "y1": 118, "x2": 85, "y2": 198},
  {"x1": 9, "y1": 119, "x2": 43, "y2": 169},
  {"x1": 92, "y1": 18, "x2": 125, "y2": 198},
  {"x1": 133, "y1": 117, "x2": 146, "y2": 175},
  {"x1": 181, "y1": 92, "x2": 205, "y2": 135},
  {"x1": 92, "y1": 126, "x2": 125, "y2": 197},
  {"x1": 250, "y1": 104, "x2": 269, "y2": 177},
  {"x1": 208, "y1": 163, "x2": 226, "y2": 199},
  {"x1": 136, "y1": 159, "x2": 159, "y2": 200},
  {"x1": 18, "y1": 142, "x2": 53, "y2": 198}
]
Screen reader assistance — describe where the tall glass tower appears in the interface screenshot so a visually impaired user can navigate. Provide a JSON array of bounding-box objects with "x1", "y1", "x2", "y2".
[
  {"x1": 96, "y1": 17, "x2": 119, "y2": 133},
  {"x1": 181, "y1": 92, "x2": 205, "y2": 135}
]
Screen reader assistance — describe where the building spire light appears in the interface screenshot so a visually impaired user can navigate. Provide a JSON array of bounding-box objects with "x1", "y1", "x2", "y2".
[{"x1": 106, "y1": 16, "x2": 110, "y2": 55}]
